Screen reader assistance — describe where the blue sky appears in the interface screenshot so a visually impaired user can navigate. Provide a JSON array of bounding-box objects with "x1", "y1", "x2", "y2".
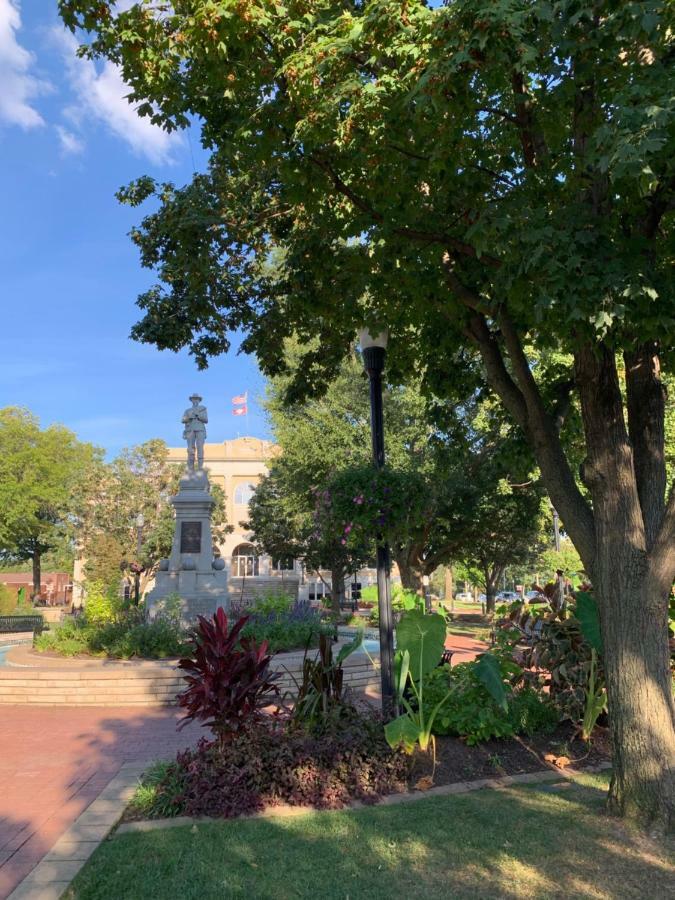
[{"x1": 0, "y1": 1, "x2": 269, "y2": 457}]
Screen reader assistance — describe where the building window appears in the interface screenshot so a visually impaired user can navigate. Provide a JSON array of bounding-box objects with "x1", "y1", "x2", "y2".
[
  {"x1": 231, "y1": 543, "x2": 259, "y2": 577},
  {"x1": 234, "y1": 483, "x2": 256, "y2": 505},
  {"x1": 308, "y1": 580, "x2": 329, "y2": 602},
  {"x1": 273, "y1": 556, "x2": 294, "y2": 572}
]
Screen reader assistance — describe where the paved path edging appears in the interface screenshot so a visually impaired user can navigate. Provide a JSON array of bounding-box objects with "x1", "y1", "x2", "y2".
[
  {"x1": 7, "y1": 758, "x2": 613, "y2": 899},
  {"x1": 6, "y1": 763, "x2": 145, "y2": 900}
]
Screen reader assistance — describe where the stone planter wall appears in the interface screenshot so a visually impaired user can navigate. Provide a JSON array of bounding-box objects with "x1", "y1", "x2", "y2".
[{"x1": 0, "y1": 646, "x2": 379, "y2": 706}]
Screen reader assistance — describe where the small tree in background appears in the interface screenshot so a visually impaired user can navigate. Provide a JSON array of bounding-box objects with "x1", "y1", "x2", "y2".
[{"x1": 0, "y1": 407, "x2": 101, "y2": 599}]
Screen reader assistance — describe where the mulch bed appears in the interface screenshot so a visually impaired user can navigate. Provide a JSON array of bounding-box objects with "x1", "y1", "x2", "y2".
[{"x1": 409, "y1": 723, "x2": 611, "y2": 788}]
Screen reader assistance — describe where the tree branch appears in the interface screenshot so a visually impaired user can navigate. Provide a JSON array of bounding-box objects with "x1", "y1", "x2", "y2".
[
  {"x1": 511, "y1": 71, "x2": 548, "y2": 168},
  {"x1": 496, "y1": 311, "x2": 597, "y2": 570},
  {"x1": 624, "y1": 343, "x2": 667, "y2": 550},
  {"x1": 309, "y1": 153, "x2": 502, "y2": 266},
  {"x1": 648, "y1": 485, "x2": 675, "y2": 595}
]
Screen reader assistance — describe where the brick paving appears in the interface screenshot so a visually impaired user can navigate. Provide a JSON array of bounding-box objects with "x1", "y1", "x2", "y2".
[{"x1": 0, "y1": 706, "x2": 202, "y2": 899}]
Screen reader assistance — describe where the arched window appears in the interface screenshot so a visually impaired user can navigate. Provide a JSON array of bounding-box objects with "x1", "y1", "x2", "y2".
[
  {"x1": 231, "y1": 543, "x2": 259, "y2": 577},
  {"x1": 234, "y1": 482, "x2": 256, "y2": 505}
]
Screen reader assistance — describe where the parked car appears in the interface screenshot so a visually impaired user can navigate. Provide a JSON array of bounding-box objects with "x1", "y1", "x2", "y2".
[
  {"x1": 524, "y1": 590, "x2": 545, "y2": 602},
  {"x1": 497, "y1": 591, "x2": 520, "y2": 602},
  {"x1": 455, "y1": 592, "x2": 473, "y2": 602}
]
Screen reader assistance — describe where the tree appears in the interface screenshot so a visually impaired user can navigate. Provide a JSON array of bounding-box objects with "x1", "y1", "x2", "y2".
[
  {"x1": 80, "y1": 439, "x2": 230, "y2": 594},
  {"x1": 61, "y1": 1, "x2": 675, "y2": 828},
  {"x1": 248, "y1": 468, "x2": 373, "y2": 612},
  {"x1": 250, "y1": 351, "x2": 544, "y2": 608},
  {"x1": 0, "y1": 407, "x2": 101, "y2": 598},
  {"x1": 443, "y1": 475, "x2": 547, "y2": 613}
]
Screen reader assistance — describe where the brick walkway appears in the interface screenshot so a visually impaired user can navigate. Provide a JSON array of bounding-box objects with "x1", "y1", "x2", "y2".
[{"x1": 0, "y1": 707, "x2": 202, "y2": 899}]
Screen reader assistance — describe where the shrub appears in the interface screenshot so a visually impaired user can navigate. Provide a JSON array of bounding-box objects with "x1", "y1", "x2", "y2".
[
  {"x1": 83, "y1": 581, "x2": 122, "y2": 624},
  {"x1": 177, "y1": 609, "x2": 280, "y2": 744},
  {"x1": 240, "y1": 599, "x2": 332, "y2": 652},
  {"x1": 34, "y1": 617, "x2": 90, "y2": 656},
  {"x1": 421, "y1": 659, "x2": 558, "y2": 745},
  {"x1": 136, "y1": 716, "x2": 409, "y2": 819},
  {"x1": 248, "y1": 592, "x2": 294, "y2": 616},
  {"x1": 88, "y1": 608, "x2": 189, "y2": 659},
  {"x1": 501, "y1": 594, "x2": 604, "y2": 724},
  {"x1": 127, "y1": 760, "x2": 186, "y2": 819},
  {"x1": 34, "y1": 608, "x2": 189, "y2": 659},
  {"x1": 0, "y1": 584, "x2": 16, "y2": 615},
  {"x1": 367, "y1": 585, "x2": 424, "y2": 626},
  {"x1": 290, "y1": 632, "x2": 364, "y2": 734}
]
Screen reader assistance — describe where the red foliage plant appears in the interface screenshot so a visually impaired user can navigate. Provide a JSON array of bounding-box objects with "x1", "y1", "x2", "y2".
[{"x1": 177, "y1": 608, "x2": 280, "y2": 744}]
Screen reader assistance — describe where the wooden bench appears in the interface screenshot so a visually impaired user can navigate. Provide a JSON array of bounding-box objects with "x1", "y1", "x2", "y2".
[{"x1": 0, "y1": 615, "x2": 47, "y2": 635}]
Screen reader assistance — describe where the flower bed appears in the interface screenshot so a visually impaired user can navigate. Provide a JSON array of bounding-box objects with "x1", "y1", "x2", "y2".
[{"x1": 129, "y1": 716, "x2": 408, "y2": 820}]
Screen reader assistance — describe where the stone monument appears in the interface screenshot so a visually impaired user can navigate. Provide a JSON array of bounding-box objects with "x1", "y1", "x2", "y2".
[{"x1": 146, "y1": 394, "x2": 229, "y2": 622}]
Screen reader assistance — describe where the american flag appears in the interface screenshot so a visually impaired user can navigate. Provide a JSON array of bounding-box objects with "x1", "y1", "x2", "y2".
[
  {"x1": 233, "y1": 406, "x2": 247, "y2": 416},
  {"x1": 232, "y1": 392, "x2": 247, "y2": 405}
]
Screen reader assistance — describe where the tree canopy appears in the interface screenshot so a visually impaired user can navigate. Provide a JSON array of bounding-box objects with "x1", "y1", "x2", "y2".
[
  {"x1": 248, "y1": 349, "x2": 545, "y2": 608},
  {"x1": 0, "y1": 407, "x2": 101, "y2": 595}
]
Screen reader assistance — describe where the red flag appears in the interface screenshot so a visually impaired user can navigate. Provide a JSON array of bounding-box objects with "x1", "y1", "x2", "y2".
[
  {"x1": 231, "y1": 392, "x2": 247, "y2": 405},
  {"x1": 233, "y1": 406, "x2": 247, "y2": 416}
]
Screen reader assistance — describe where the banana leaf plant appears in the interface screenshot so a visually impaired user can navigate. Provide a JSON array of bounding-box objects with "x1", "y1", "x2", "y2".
[{"x1": 384, "y1": 609, "x2": 508, "y2": 756}]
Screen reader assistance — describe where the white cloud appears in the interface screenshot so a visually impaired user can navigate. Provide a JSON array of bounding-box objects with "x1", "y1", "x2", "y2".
[
  {"x1": 56, "y1": 124, "x2": 84, "y2": 155},
  {"x1": 54, "y1": 28, "x2": 181, "y2": 166},
  {"x1": 0, "y1": 0, "x2": 50, "y2": 129}
]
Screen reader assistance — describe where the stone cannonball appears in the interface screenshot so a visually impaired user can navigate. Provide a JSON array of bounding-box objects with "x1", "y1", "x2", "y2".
[
  {"x1": 181, "y1": 557, "x2": 197, "y2": 571},
  {"x1": 212, "y1": 557, "x2": 226, "y2": 571}
]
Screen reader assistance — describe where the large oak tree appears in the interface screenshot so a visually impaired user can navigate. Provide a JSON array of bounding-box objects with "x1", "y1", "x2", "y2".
[{"x1": 61, "y1": 0, "x2": 675, "y2": 828}]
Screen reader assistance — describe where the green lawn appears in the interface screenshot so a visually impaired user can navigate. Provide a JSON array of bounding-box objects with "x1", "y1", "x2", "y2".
[{"x1": 67, "y1": 773, "x2": 674, "y2": 899}]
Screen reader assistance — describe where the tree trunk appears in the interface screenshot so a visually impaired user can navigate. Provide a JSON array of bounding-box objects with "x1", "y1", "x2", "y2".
[
  {"x1": 444, "y1": 567, "x2": 453, "y2": 605},
  {"x1": 32, "y1": 551, "x2": 41, "y2": 602},
  {"x1": 576, "y1": 344, "x2": 675, "y2": 831},
  {"x1": 330, "y1": 569, "x2": 345, "y2": 616},
  {"x1": 397, "y1": 561, "x2": 423, "y2": 594}
]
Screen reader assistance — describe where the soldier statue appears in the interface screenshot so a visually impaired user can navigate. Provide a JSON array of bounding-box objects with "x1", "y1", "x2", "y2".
[{"x1": 182, "y1": 393, "x2": 208, "y2": 470}]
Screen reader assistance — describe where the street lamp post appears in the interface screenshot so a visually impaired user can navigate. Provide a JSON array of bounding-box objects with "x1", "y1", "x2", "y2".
[
  {"x1": 359, "y1": 327, "x2": 395, "y2": 717},
  {"x1": 134, "y1": 513, "x2": 145, "y2": 605}
]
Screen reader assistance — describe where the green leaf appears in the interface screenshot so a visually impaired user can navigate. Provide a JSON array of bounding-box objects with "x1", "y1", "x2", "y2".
[
  {"x1": 336, "y1": 629, "x2": 363, "y2": 665},
  {"x1": 384, "y1": 713, "x2": 419, "y2": 753},
  {"x1": 575, "y1": 592, "x2": 603, "y2": 653},
  {"x1": 474, "y1": 653, "x2": 508, "y2": 712},
  {"x1": 395, "y1": 609, "x2": 447, "y2": 680}
]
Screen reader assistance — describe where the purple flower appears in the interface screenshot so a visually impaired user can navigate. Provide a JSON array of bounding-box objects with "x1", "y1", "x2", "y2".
[{"x1": 341, "y1": 538, "x2": 347, "y2": 545}]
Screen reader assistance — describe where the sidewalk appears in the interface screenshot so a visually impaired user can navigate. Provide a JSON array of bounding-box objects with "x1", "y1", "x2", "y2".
[{"x1": 0, "y1": 706, "x2": 202, "y2": 899}]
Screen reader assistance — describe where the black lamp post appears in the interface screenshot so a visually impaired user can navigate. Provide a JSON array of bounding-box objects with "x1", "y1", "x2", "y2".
[
  {"x1": 359, "y1": 327, "x2": 395, "y2": 717},
  {"x1": 134, "y1": 513, "x2": 145, "y2": 605}
]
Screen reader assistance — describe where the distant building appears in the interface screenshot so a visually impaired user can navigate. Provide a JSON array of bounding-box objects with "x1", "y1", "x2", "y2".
[{"x1": 0, "y1": 572, "x2": 72, "y2": 606}]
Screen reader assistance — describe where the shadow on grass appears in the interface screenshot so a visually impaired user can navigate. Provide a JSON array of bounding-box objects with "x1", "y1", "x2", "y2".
[{"x1": 66, "y1": 773, "x2": 675, "y2": 900}]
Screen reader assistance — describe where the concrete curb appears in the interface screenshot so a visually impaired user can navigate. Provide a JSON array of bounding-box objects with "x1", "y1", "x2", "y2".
[{"x1": 6, "y1": 759, "x2": 613, "y2": 898}]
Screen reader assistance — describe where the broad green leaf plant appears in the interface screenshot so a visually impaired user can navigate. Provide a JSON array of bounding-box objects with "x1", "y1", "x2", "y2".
[{"x1": 385, "y1": 609, "x2": 507, "y2": 759}]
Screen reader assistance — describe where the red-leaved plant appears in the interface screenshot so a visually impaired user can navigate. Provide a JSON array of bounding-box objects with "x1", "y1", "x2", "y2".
[{"x1": 177, "y1": 608, "x2": 280, "y2": 744}]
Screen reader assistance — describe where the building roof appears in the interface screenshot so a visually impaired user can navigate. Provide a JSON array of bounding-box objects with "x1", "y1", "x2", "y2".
[{"x1": 166, "y1": 436, "x2": 278, "y2": 463}]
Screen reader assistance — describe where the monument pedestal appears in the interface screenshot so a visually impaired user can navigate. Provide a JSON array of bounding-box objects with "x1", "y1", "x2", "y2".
[{"x1": 146, "y1": 469, "x2": 229, "y2": 622}]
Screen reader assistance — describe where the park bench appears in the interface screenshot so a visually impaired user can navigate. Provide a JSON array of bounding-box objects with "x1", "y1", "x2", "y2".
[{"x1": 0, "y1": 615, "x2": 47, "y2": 635}]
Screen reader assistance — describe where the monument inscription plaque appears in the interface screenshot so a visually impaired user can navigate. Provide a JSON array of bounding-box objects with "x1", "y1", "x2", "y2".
[{"x1": 180, "y1": 521, "x2": 202, "y2": 554}]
